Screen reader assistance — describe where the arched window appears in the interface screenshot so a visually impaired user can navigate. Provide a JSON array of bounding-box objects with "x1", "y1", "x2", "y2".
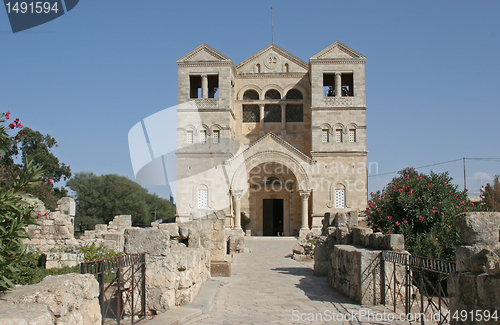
[
  {"x1": 285, "y1": 89, "x2": 303, "y2": 100},
  {"x1": 255, "y1": 64, "x2": 261, "y2": 73},
  {"x1": 335, "y1": 184, "x2": 346, "y2": 209},
  {"x1": 243, "y1": 89, "x2": 259, "y2": 100},
  {"x1": 242, "y1": 104, "x2": 260, "y2": 122},
  {"x1": 197, "y1": 185, "x2": 208, "y2": 209},
  {"x1": 265, "y1": 89, "x2": 281, "y2": 99},
  {"x1": 266, "y1": 176, "x2": 281, "y2": 185},
  {"x1": 284, "y1": 63, "x2": 289, "y2": 72}
]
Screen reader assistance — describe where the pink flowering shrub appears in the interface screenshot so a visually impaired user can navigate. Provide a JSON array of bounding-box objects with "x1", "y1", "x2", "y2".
[{"x1": 364, "y1": 167, "x2": 475, "y2": 260}]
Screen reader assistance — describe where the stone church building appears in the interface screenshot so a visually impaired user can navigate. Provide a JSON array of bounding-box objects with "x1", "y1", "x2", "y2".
[{"x1": 175, "y1": 41, "x2": 367, "y2": 236}]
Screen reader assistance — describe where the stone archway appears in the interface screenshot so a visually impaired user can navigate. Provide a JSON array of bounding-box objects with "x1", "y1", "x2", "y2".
[{"x1": 230, "y1": 151, "x2": 311, "y2": 235}]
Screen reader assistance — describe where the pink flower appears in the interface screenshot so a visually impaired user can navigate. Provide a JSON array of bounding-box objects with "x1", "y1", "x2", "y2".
[
  {"x1": 376, "y1": 208, "x2": 380, "y2": 212},
  {"x1": 366, "y1": 208, "x2": 370, "y2": 212},
  {"x1": 418, "y1": 216, "x2": 424, "y2": 221},
  {"x1": 44, "y1": 212, "x2": 48, "y2": 216},
  {"x1": 408, "y1": 189, "x2": 413, "y2": 195},
  {"x1": 17, "y1": 124, "x2": 23, "y2": 128},
  {"x1": 395, "y1": 221, "x2": 400, "y2": 226},
  {"x1": 428, "y1": 183, "x2": 432, "y2": 187},
  {"x1": 404, "y1": 219, "x2": 408, "y2": 223},
  {"x1": 439, "y1": 202, "x2": 442, "y2": 204},
  {"x1": 440, "y1": 212, "x2": 444, "y2": 215},
  {"x1": 470, "y1": 202, "x2": 474, "y2": 205},
  {"x1": 398, "y1": 189, "x2": 403, "y2": 193},
  {"x1": 443, "y1": 181, "x2": 447, "y2": 184},
  {"x1": 387, "y1": 216, "x2": 392, "y2": 219},
  {"x1": 48, "y1": 178, "x2": 53, "y2": 184},
  {"x1": 460, "y1": 201, "x2": 465, "y2": 205},
  {"x1": 420, "y1": 177, "x2": 423, "y2": 181},
  {"x1": 456, "y1": 206, "x2": 459, "y2": 209}
]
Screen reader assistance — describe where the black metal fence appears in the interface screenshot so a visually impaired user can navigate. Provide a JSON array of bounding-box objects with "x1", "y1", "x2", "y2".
[
  {"x1": 81, "y1": 253, "x2": 146, "y2": 325},
  {"x1": 381, "y1": 251, "x2": 456, "y2": 325}
]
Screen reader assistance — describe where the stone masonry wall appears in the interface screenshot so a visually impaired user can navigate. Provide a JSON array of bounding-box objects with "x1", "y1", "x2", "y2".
[
  {"x1": 25, "y1": 197, "x2": 77, "y2": 249},
  {"x1": 124, "y1": 210, "x2": 240, "y2": 314},
  {"x1": 314, "y1": 212, "x2": 406, "y2": 305},
  {"x1": 448, "y1": 212, "x2": 500, "y2": 325},
  {"x1": 0, "y1": 273, "x2": 100, "y2": 325}
]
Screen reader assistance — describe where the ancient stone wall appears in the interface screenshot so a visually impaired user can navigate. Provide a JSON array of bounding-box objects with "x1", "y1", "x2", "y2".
[
  {"x1": 24, "y1": 197, "x2": 78, "y2": 249},
  {"x1": 124, "y1": 210, "x2": 242, "y2": 314},
  {"x1": 313, "y1": 212, "x2": 406, "y2": 305},
  {"x1": 80, "y1": 214, "x2": 132, "y2": 251},
  {"x1": 449, "y1": 212, "x2": 500, "y2": 325},
  {"x1": 0, "y1": 273, "x2": 100, "y2": 325}
]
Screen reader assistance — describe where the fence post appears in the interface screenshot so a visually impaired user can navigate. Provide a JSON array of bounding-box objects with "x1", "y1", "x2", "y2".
[
  {"x1": 98, "y1": 260, "x2": 105, "y2": 325},
  {"x1": 141, "y1": 253, "x2": 146, "y2": 318},
  {"x1": 380, "y1": 253, "x2": 386, "y2": 306}
]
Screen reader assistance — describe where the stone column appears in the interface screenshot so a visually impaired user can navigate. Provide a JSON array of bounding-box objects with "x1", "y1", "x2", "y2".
[
  {"x1": 335, "y1": 73, "x2": 342, "y2": 97},
  {"x1": 201, "y1": 74, "x2": 208, "y2": 98},
  {"x1": 299, "y1": 191, "x2": 310, "y2": 237},
  {"x1": 233, "y1": 191, "x2": 243, "y2": 230},
  {"x1": 280, "y1": 103, "x2": 286, "y2": 135},
  {"x1": 259, "y1": 104, "x2": 265, "y2": 135}
]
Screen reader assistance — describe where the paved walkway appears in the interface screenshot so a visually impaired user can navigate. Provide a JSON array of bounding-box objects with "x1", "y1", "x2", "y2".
[{"x1": 187, "y1": 237, "x2": 409, "y2": 325}]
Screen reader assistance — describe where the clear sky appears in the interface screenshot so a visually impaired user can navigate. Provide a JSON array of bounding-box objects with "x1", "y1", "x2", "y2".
[{"x1": 1, "y1": 0, "x2": 499, "y2": 199}]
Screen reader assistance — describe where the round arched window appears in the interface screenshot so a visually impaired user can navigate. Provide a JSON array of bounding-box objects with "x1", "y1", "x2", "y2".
[
  {"x1": 243, "y1": 89, "x2": 259, "y2": 100},
  {"x1": 265, "y1": 89, "x2": 281, "y2": 99},
  {"x1": 286, "y1": 89, "x2": 303, "y2": 100}
]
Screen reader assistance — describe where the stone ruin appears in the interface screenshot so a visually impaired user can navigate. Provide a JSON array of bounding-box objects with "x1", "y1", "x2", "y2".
[
  {"x1": 313, "y1": 211, "x2": 406, "y2": 305},
  {"x1": 0, "y1": 273, "x2": 100, "y2": 325},
  {"x1": 449, "y1": 212, "x2": 500, "y2": 325},
  {"x1": 24, "y1": 197, "x2": 78, "y2": 249},
  {"x1": 123, "y1": 210, "x2": 244, "y2": 314},
  {"x1": 80, "y1": 214, "x2": 132, "y2": 251}
]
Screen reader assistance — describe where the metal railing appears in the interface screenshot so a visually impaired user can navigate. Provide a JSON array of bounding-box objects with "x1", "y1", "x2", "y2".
[
  {"x1": 380, "y1": 251, "x2": 455, "y2": 324},
  {"x1": 81, "y1": 253, "x2": 146, "y2": 325}
]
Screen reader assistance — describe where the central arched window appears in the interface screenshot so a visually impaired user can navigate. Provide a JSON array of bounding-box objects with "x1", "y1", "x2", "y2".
[
  {"x1": 243, "y1": 89, "x2": 259, "y2": 100},
  {"x1": 265, "y1": 89, "x2": 281, "y2": 100},
  {"x1": 266, "y1": 176, "x2": 281, "y2": 185}
]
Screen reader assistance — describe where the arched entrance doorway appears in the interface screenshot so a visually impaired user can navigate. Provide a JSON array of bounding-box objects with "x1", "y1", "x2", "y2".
[{"x1": 230, "y1": 150, "x2": 311, "y2": 236}]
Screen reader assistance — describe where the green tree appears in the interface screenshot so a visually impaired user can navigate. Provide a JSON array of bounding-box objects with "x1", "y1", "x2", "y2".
[
  {"x1": 0, "y1": 111, "x2": 43, "y2": 291},
  {"x1": 481, "y1": 176, "x2": 500, "y2": 211},
  {"x1": 67, "y1": 172, "x2": 175, "y2": 227},
  {"x1": 0, "y1": 127, "x2": 71, "y2": 209},
  {"x1": 365, "y1": 167, "x2": 476, "y2": 260}
]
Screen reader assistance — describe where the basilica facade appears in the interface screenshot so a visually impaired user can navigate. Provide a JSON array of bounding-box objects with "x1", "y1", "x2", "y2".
[{"x1": 175, "y1": 41, "x2": 367, "y2": 236}]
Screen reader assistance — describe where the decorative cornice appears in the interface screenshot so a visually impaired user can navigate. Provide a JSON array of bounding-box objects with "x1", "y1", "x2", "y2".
[
  {"x1": 311, "y1": 106, "x2": 366, "y2": 111},
  {"x1": 310, "y1": 59, "x2": 366, "y2": 65},
  {"x1": 236, "y1": 72, "x2": 307, "y2": 79},
  {"x1": 177, "y1": 62, "x2": 234, "y2": 67},
  {"x1": 311, "y1": 151, "x2": 368, "y2": 157}
]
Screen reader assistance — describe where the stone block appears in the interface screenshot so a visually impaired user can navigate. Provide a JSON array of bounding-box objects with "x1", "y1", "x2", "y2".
[
  {"x1": 95, "y1": 224, "x2": 108, "y2": 231},
  {"x1": 124, "y1": 228, "x2": 169, "y2": 256},
  {"x1": 333, "y1": 213, "x2": 347, "y2": 227},
  {"x1": 323, "y1": 212, "x2": 334, "y2": 228},
  {"x1": 352, "y1": 227, "x2": 373, "y2": 246},
  {"x1": 346, "y1": 211, "x2": 359, "y2": 230},
  {"x1": 211, "y1": 261, "x2": 231, "y2": 277},
  {"x1": 456, "y1": 245, "x2": 488, "y2": 272},
  {"x1": 335, "y1": 227, "x2": 350, "y2": 244},
  {"x1": 368, "y1": 233, "x2": 384, "y2": 249},
  {"x1": 470, "y1": 247, "x2": 500, "y2": 276},
  {"x1": 383, "y1": 234, "x2": 404, "y2": 251},
  {"x1": 159, "y1": 223, "x2": 180, "y2": 237},
  {"x1": 455, "y1": 212, "x2": 500, "y2": 246}
]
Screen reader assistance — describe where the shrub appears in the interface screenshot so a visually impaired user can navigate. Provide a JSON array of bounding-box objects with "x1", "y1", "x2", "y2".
[{"x1": 364, "y1": 167, "x2": 476, "y2": 261}]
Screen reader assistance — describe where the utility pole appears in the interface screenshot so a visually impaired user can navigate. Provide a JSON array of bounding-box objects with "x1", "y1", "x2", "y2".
[{"x1": 463, "y1": 157, "x2": 467, "y2": 191}]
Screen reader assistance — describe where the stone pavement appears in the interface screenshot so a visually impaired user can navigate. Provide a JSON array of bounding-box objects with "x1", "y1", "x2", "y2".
[{"x1": 186, "y1": 237, "x2": 411, "y2": 325}]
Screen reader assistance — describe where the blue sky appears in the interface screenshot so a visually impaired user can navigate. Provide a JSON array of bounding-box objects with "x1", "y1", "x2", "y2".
[{"x1": 1, "y1": 0, "x2": 499, "y2": 199}]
